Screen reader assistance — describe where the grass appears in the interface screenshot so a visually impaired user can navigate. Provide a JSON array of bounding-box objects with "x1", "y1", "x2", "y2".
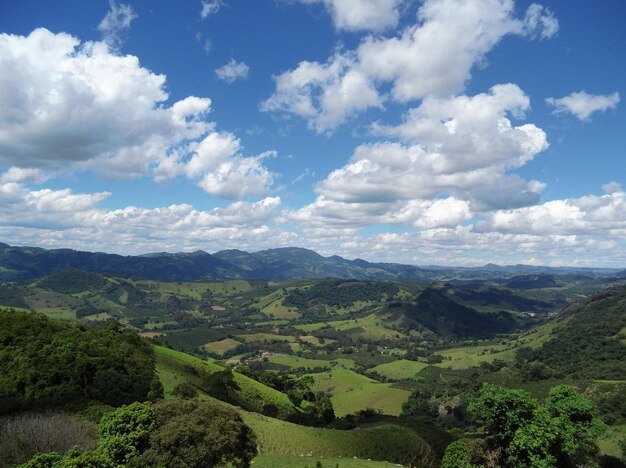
[
  {"x1": 262, "y1": 297, "x2": 300, "y2": 320},
  {"x1": 268, "y1": 354, "x2": 331, "y2": 370},
  {"x1": 240, "y1": 333, "x2": 296, "y2": 343},
  {"x1": 597, "y1": 423, "x2": 626, "y2": 458},
  {"x1": 370, "y1": 360, "x2": 429, "y2": 380},
  {"x1": 296, "y1": 314, "x2": 402, "y2": 341},
  {"x1": 309, "y1": 368, "x2": 411, "y2": 417},
  {"x1": 154, "y1": 346, "x2": 295, "y2": 416},
  {"x1": 252, "y1": 454, "x2": 404, "y2": 467},
  {"x1": 203, "y1": 338, "x2": 241, "y2": 355},
  {"x1": 434, "y1": 319, "x2": 561, "y2": 370},
  {"x1": 242, "y1": 412, "x2": 435, "y2": 467}
]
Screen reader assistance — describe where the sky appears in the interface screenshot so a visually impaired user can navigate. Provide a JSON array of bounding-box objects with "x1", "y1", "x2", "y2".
[{"x1": 0, "y1": 0, "x2": 625, "y2": 267}]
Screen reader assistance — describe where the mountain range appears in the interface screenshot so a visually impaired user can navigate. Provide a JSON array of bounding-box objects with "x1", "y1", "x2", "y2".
[{"x1": 0, "y1": 242, "x2": 620, "y2": 282}]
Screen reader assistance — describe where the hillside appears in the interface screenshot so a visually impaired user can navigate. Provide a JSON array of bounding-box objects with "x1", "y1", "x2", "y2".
[{"x1": 516, "y1": 286, "x2": 626, "y2": 379}]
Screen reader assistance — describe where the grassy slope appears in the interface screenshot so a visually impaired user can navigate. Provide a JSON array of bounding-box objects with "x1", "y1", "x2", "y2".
[
  {"x1": 242, "y1": 412, "x2": 435, "y2": 467},
  {"x1": 371, "y1": 359, "x2": 429, "y2": 380},
  {"x1": 309, "y1": 368, "x2": 411, "y2": 416},
  {"x1": 153, "y1": 345, "x2": 295, "y2": 415}
]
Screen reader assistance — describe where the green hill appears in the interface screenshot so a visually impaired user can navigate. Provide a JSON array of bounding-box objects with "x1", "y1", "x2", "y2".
[
  {"x1": 154, "y1": 346, "x2": 297, "y2": 417},
  {"x1": 516, "y1": 286, "x2": 626, "y2": 379},
  {"x1": 388, "y1": 288, "x2": 519, "y2": 338}
]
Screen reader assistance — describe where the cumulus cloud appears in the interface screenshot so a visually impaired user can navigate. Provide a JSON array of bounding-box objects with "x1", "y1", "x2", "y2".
[
  {"x1": 261, "y1": 52, "x2": 382, "y2": 132},
  {"x1": 215, "y1": 59, "x2": 250, "y2": 83},
  {"x1": 291, "y1": 84, "x2": 548, "y2": 228},
  {"x1": 97, "y1": 0, "x2": 137, "y2": 48},
  {"x1": 291, "y1": 0, "x2": 404, "y2": 32},
  {"x1": 201, "y1": 0, "x2": 223, "y2": 19},
  {"x1": 263, "y1": 0, "x2": 559, "y2": 131},
  {"x1": 546, "y1": 91, "x2": 620, "y2": 120},
  {"x1": 0, "y1": 179, "x2": 282, "y2": 253},
  {"x1": 0, "y1": 29, "x2": 273, "y2": 199}
]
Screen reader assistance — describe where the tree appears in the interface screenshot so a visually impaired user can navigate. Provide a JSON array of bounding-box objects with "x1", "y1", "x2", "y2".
[
  {"x1": 467, "y1": 383, "x2": 605, "y2": 467},
  {"x1": 441, "y1": 440, "x2": 472, "y2": 468},
  {"x1": 141, "y1": 399, "x2": 257, "y2": 468},
  {"x1": 97, "y1": 402, "x2": 155, "y2": 465}
]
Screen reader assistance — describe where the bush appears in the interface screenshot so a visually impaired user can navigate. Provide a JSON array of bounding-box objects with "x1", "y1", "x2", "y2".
[{"x1": 142, "y1": 399, "x2": 257, "y2": 468}]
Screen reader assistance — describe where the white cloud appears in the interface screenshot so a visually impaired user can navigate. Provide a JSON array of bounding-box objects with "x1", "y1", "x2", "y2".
[
  {"x1": 0, "y1": 29, "x2": 273, "y2": 199},
  {"x1": 264, "y1": 0, "x2": 558, "y2": 131},
  {"x1": 521, "y1": 3, "x2": 559, "y2": 39},
  {"x1": 97, "y1": 0, "x2": 138, "y2": 48},
  {"x1": 215, "y1": 59, "x2": 250, "y2": 83},
  {"x1": 201, "y1": 0, "x2": 223, "y2": 19},
  {"x1": 292, "y1": 0, "x2": 404, "y2": 32},
  {"x1": 603, "y1": 181, "x2": 622, "y2": 194},
  {"x1": 0, "y1": 179, "x2": 282, "y2": 253},
  {"x1": 261, "y1": 52, "x2": 382, "y2": 133},
  {"x1": 293, "y1": 84, "x2": 548, "y2": 227},
  {"x1": 0, "y1": 167, "x2": 48, "y2": 184},
  {"x1": 546, "y1": 91, "x2": 620, "y2": 120}
]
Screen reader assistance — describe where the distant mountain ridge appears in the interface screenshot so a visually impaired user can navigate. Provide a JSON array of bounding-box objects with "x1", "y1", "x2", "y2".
[{"x1": 0, "y1": 242, "x2": 619, "y2": 282}]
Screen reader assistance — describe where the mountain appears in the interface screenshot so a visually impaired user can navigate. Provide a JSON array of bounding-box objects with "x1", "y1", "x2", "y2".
[
  {"x1": 213, "y1": 247, "x2": 427, "y2": 280},
  {"x1": 386, "y1": 288, "x2": 519, "y2": 338},
  {"x1": 0, "y1": 243, "x2": 620, "y2": 282},
  {"x1": 0, "y1": 243, "x2": 242, "y2": 281}
]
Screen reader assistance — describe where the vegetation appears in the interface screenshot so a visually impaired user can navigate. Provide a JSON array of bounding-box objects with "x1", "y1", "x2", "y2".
[
  {"x1": 448, "y1": 383, "x2": 607, "y2": 467},
  {"x1": 0, "y1": 310, "x2": 159, "y2": 414}
]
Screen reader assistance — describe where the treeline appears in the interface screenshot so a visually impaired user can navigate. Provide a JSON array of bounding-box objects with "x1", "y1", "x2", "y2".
[
  {"x1": 0, "y1": 310, "x2": 161, "y2": 414},
  {"x1": 285, "y1": 280, "x2": 399, "y2": 309}
]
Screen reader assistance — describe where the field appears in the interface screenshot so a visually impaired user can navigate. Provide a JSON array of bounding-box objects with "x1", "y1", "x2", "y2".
[
  {"x1": 202, "y1": 338, "x2": 241, "y2": 355},
  {"x1": 252, "y1": 455, "x2": 401, "y2": 467},
  {"x1": 309, "y1": 368, "x2": 411, "y2": 416},
  {"x1": 242, "y1": 412, "x2": 435, "y2": 467},
  {"x1": 370, "y1": 360, "x2": 429, "y2": 380},
  {"x1": 267, "y1": 354, "x2": 331, "y2": 370}
]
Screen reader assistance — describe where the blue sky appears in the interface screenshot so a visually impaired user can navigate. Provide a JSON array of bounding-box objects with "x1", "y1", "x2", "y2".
[{"x1": 0, "y1": 0, "x2": 624, "y2": 266}]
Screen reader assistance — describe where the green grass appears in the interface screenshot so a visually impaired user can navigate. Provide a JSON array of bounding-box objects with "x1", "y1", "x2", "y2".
[
  {"x1": 252, "y1": 454, "x2": 403, "y2": 467},
  {"x1": 296, "y1": 314, "x2": 402, "y2": 341},
  {"x1": 309, "y1": 368, "x2": 411, "y2": 417},
  {"x1": 240, "y1": 333, "x2": 296, "y2": 343},
  {"x1": 435, "y1": 345, "x2": 516, "y2": 370},
  {"x1": 433, "y1": 319, "x2": 562, "y2": 370},
  {"x1": 154, "y1": 346, "x2": 295, "y2": 416},
  {"x1": 38, "y1": 308, "x2": 77, "y2": 320},
  {"x1": 242, "y1": 412, "x2": 435, "y2": 467},
  {"x1": 202, "y1": 338, "x2": 241, "y2": 355},
  {"x1": 370, "y1": 360, "x2": 429, "y2": 380},
  {"x1": 261, "y1": 297, "x2": 300, "y2": 319},
  {"x1": 597, "y1": 423, "x2": 626, "y2": 458},
  {"x1": 268, "y1": 354, "x2": 331, "y2": 370},
  {"x1": 206, "y1": 280, "x2": 253, "y2": 295}
]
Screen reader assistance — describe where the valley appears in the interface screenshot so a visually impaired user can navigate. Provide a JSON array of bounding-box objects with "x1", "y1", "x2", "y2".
[{"x1": 1, "y1": 249, "x2": 625, "y2": 466}]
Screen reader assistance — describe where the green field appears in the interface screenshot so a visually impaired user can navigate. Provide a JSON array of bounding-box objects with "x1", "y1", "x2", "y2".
[
  {"x1": 370, "y1": 359, "x2": 429, "y2": 380},
  {"x1": 296, "y1": 313, "x2": 403, "y2": 341},
  {"x1": 243, "y1": 412, "x2": 434, "y2": 467},
  {"x1": 267, "y1": 354, "x2": 331, "y2": 370},
  {"x1": 202, "y1": 338, "x2": 241, "y2": 355},
  {"x1": 309, "y1": 368, "x2": 411, "y2": 417},
  {"x1": 252, "y1": 455, "x2": 401, "y2": 467},
  {"x1": 240, "y1": 333, "x2": 296, "y2": 343}
]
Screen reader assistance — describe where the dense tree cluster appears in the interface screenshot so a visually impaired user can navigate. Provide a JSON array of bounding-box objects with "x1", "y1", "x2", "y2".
[
  {"x1": 516, "y1": 288, "x2": 626, "y2": 380},
  {"x1": 285, "y1": 280, "x2": 399, "y2": 309},
  {"x1": 20, "y1": 400, "x2": 257, "y2": 468},
  {"x1": 442, "y1": 384, "x2": 606, "y2": 467},
  {"x1": 0, "y1": 310, "x2": 161, "y2": 413}
]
